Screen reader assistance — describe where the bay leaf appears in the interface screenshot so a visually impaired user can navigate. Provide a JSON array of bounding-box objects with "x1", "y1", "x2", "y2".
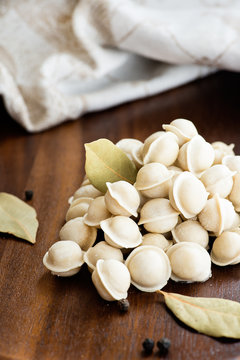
[
  {"x1": 159, "y1": 291, "x2": 240, "y2": 338},
  {"x1": 85, "y1": 139, "x2": 138, "y2": 193},
  {"x1": 0, "y1": 192, "x2": 38, "y2": 244}
]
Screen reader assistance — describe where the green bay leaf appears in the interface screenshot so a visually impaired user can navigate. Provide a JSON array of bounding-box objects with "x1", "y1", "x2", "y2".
[
  {"x1": 85, "y1": 139, "x2": 138, "y2": 193},
  {"x1": 0, "y1": 192, "x2": 39, "y2": 244},
  {"x1": 159, "y1": 291, "x2": 240, "y2": 338}
]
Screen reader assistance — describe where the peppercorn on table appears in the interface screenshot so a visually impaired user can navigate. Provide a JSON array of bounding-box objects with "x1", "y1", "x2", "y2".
[{"x1": 1, "y1": 71, "x2": 240, "y2": 360}]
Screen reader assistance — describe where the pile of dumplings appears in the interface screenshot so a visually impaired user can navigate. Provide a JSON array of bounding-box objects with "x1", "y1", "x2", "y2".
[{"x1": 43, "y1": 119, "x2": 240, "y2": 302}]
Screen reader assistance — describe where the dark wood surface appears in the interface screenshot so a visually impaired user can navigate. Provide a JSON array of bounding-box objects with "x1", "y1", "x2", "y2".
[{"x1": 0, "y1": 71, "x2": 240, "y2": 360}]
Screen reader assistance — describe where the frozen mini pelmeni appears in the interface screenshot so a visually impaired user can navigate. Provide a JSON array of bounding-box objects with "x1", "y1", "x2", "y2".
[
  {"x1": 100, "y1": 216, "x2": 142, "y2": 249},
  {"x1": 198, "y1": 194, "x2": 240, "y2": 236},
  {"x1": 69, "y1": 196, "x2": 92, "y2": 210},
  {"x1": 84, "y1": 241, "x2": 123, "y2": 272},
  {"x1": 177, "y1": 135, "x2": 214, "y2": 176},
  {"x1": 200, "y1": 164, "x2": 235, "y2": 199},
  {"x1": 116, "y1": 138, "x2": 143, "y2": 168},
  {"x1": 43, "y1": 241, "x2": 84, "y2": 277},
  {"x1": 172, "y1": 220, "x2": 209, "y2": 249},
  {"x1": 135, "y1": 163, "x2": 174, "y2": 199},
  {"x1": 229, "y1": 173, "x2": 240, "y2": 211},
  {"x1": 169, "y1": 171, "x2": 208, "y2": 219},
  {"x1": 125, "y1": 246, "x2": 171, "y2": 292},
  {"x1": 141, "y1": 233, "x2": 173, "y2": 252},
  {"x1": 211, "y1": 141, "x2": 235, "y2": 164},
  {"x1": 73, "y1": 184, "x2": 102, "y2": 200},
  {"x1": 104, "y1": 181, "x2": 140, "y2": 217},
  {"x1": 65, "y1": 197, "x2": 93, "y2": 221},
  {"x1": 168, "y1": 165, "x2": 183, "y2": 179},
  {"x1": 142, "y1": 131, "x2": 179, "y2": 166},
  {"x1": 59, "y1": 217, "x2": 97, "y2": 251},
  {"x1": 211, "y1": 231, "x2": 240, "y2": 266},
  {"x1": 166, "y1": 242, "x2": 212, "y2": 283},
  {"x1": 92, "y1": 259, "x2": 131, "y2": 301},
  {"x1": 138, "y1": 198, "x2": 179, "y2": 233},
  {"x1": 222, "y1": 155, "x2": 240, "y2": 172},
  {"x1": 83, "y1": 196, "x2": 111, "y2": 228},
  {"x1": 162, "y1": 118, "x2": 198, "y2": 146}
]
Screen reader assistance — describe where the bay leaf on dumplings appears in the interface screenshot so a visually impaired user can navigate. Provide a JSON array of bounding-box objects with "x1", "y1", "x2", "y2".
[
  {"x1": 85, "y1": 139, "x2": 138, "y2": 193},
  {"x1": 0, "y1": 192, "x2": 38, "y2": 244},
  {"x1": 159, "y1": 291, "x2": 240, "y2": 338}
]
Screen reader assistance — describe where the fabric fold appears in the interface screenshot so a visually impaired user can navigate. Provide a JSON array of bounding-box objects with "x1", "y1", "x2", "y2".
[{"x1": 0, "y1": 0, "x2": 239, "y2": 131}]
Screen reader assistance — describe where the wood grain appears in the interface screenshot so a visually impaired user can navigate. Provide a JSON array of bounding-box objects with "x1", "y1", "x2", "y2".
[{"x1": 0, "y1": 71, "x2": 240, "y2": 360}]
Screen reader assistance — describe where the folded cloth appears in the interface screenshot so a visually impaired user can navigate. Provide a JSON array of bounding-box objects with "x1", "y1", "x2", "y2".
[{"x1": 0, "y1": 0, "x2": 239, "y2": 132}]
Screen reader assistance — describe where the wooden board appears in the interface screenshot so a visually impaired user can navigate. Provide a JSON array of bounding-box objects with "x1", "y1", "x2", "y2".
[{"x1": 0, "y1": 71, "x2": 240, "y2": 360}]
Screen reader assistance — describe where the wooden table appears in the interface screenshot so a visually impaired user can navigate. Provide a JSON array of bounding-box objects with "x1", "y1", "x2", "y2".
[{"x1": 0, "y1": 71, "x2": 240, "y2": 360}]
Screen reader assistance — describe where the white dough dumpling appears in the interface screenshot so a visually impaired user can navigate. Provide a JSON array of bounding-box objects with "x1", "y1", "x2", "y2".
[
  {"x1": 84, "y1": 241, "x2": 123, "y2": 272},
  {"x1": 222, "y1": 155, "x2": 240, "y2": 172},
  {"x1": 172, "y1": 220, "x2": 209, "y2": 249},
  {"x1": 212, "y1": 141, "x2": 235, "y2": 164},
  {"x1": 116, "y1": 138, "x2": 143, "y2": 168},
  {"x1": 125, "y1": 245, "x2": 171, "y2": 292},
  {"x1": 105, "y1": 181, "x2": 140, "y2": 217},
  {"x1": 200, "y1": 165, "x2": 235, "y2": 198},
  {"x1": 101, "y1": 216, "x2": 142, "y2": 249},
  {"x1": 92, "y1": 259, "x2": 131, "y2": 301},
  {"x1": 198, "y1": 194, "x2": 240, "y2": 236},
  {"x1": 142, "y1": 131, "x2": 179, "y2": 166},
  {"x1": 59, "y1": 217, "x2": 97, "y2": 251},
  {"x1": 211, "y1": 231, "x2": 240, "y2": 266},
  {"x1": 43, "y1": 241, "x2": 84, "y2": 277},
  {"x1": 167, "y1": 242, "x2": 211, "y2": 283},
  {"x1": 141, "y1": 233, "x2": 173, "y2": 251},
  {"x1": 229, "y1": 172, "x2": 240, "y2": 211},
  {"x1": 135, "y1": 163, "x2": 174, "y2": 198},
  {"x1": 83, "y1": 196, "x2": 111, "y2": 227},
  {"x1": 177, "y1": 135, "x2": 214, "y2": 176},
  {"x1": 169, "y1": 172, "x2": 208, "y2": 219},
  {"x1": 162, "y1": 118, "x2": 198, "y2": 146},
  {"x1": 139, "y1": 198, "x2": 179, "y2": 233},
  {"x1": 65, "y1": 197, "x2": 93, "y2": 221}
]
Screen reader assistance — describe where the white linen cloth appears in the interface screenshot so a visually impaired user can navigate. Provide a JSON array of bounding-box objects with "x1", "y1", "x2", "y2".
[{"x1": 0, "y1": 0, "x2": 239, "y2": 132}]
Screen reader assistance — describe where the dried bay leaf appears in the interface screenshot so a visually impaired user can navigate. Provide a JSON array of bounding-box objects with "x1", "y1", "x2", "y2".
[
  {"x1": 85, "y1": 139, "x2": 138, "y2": 193},
  {"x1": 0, "y1": 192, "x2": 38, "y2": 244},
  {"x1": 159, "y1": 291, "x2": 240, "y2": 338}
]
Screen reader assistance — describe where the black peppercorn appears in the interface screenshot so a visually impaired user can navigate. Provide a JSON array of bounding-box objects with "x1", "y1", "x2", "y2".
[
  {"x1": 25, "y1": 190, "x2": 33, "y2": 201},
  {"x1": 117, "y1": 299, "x2": 129, "y2": 312},
  {"x1": 157, "y1": 338, "x2": 171, "y2": 355},
  {"x1": 142, "y1": 338, "x2": 154, "y2": 353}
]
